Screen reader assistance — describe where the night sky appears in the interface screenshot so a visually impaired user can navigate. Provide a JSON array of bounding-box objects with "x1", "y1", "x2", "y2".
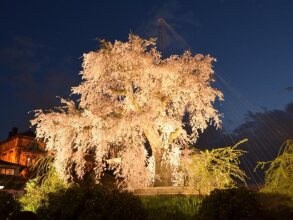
[{"x1": 0, "y1": 0, "x2": 292, "y2": 143}]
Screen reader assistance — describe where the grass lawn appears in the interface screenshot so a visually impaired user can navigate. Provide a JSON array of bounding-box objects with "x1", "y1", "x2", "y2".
[{"x1": 140, "y1": 195, "x2": 203, "y2": 220}]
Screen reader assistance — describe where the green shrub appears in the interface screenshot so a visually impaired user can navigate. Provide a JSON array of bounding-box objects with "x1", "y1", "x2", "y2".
[
  {"x1": 182, "y1": 139, "x2": 248, "y2": 194},
  {"x1": 197, "y1": 187, "x2": 266, "y2": 220},
  {"x1": 256, "y1": 139, "x2": 293, "y2": 197},
  {"x1": 19, "y1": 167, "x2": 68, "y2": 212},
  {"x1": 36, "y1": 186, "x2": 147, "y2": 220},
  {"x1": 140, "y1": 195, "x2": 202, "y2": 219},
  {"x1": 19, "y1": 155, "x2": 69, "y2": 212},
  {"x1": 0, "y1": 191, "x2": 20, "y2": 219}
]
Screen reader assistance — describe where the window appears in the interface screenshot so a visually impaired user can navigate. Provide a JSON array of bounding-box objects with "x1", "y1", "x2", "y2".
[
  {"x1": 0, "y1": 168, "x2": 15, "y2": 175},
  {"x1": 5, "y1": 169, "x2": 15, "y2": 175}
]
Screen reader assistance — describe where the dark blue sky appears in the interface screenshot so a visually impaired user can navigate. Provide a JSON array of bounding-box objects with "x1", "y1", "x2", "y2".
[{"x1": 0, "y1": 0, "x2": 292, "y2": 140}]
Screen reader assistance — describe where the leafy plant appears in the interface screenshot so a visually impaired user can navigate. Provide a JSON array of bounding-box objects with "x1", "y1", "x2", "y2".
[
  {"x1": 256, "y1": 139, "x2": 293, "y2": 197},
  {"x1": 181, "y1": 139, "x2": 247, "y2": 194},
  {"x1": 19, "y1": 155, "x2": 69, "y2": 212}
]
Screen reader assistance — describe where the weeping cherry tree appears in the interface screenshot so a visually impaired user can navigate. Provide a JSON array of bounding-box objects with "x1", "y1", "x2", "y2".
[{"x1": 31, "y1": 35, "x2": 223, "y2": 188}]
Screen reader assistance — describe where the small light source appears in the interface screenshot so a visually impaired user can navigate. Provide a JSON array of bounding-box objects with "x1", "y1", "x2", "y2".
[{"x1": 0, "y1": 186, "x2": 4, "y2": 189}]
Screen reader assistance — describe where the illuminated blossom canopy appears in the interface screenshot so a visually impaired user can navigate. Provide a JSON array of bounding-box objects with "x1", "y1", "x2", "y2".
[{"x1": 32, "y1": 35, "x2": 223, "y2": 188}]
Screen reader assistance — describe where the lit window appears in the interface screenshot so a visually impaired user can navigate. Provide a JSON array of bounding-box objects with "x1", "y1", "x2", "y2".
[
  {"x1": 0, "y1": 168, "x2": 5, "y2": 174},
  {"x1": 5, "y1": 169, "x2": 15, "y2": 175}
]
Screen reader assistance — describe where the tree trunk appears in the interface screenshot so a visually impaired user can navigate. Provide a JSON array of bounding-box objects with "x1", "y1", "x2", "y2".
[{"x1": 144, "y1": 128, "x2": 172, "y2": 186}]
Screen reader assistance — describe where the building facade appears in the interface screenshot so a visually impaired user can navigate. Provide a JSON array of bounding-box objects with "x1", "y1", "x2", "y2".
[{"x1": 0, "y1": 128, "x2": 45, "y2": 168}]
